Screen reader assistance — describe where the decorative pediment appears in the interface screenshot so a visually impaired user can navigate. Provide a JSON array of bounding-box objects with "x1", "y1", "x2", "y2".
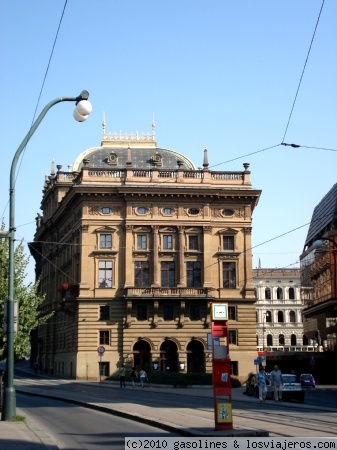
[
  {"x1": 94, "y1": 226, "x2": 117, "y2": 233},
  {"x1": 218, "y1": 228, "x2": 239, "y2": 235}
]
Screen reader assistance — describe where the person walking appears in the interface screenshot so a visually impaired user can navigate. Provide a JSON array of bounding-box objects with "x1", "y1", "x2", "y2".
[
  {"x1": 255, "y1": 366, "x2": 267, "y2": 402},
  {"x1": 119, "y1": 364, "x2": 127, "y2": 388},
  {"x1": 138, "y1": 368, "x2": 148, "y2": 387},
  {"x1": 270, "y1": 364, "x2": 283, "y2": 401},
  {"x1": 130, "y1": 367, "x2": 137, "y2": 387}
]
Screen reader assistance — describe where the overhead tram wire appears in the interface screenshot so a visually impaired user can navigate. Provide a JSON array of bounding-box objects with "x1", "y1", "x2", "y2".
[
  {"x1": 281, "y1": 0, "x2": 326, "y2": 144},
  {"x1": 0, "y1": 0, "x2": 68, "y2": 222}
]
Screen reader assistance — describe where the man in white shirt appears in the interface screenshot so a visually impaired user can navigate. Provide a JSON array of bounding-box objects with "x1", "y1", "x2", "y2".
[{"x1": 270, "y1": 365, "x2": 283, "y2": 401}]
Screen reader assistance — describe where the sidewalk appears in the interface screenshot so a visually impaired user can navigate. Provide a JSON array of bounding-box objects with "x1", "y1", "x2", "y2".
[{"x1": 2, "y1": 366, "x2": 335, "y2": 448}]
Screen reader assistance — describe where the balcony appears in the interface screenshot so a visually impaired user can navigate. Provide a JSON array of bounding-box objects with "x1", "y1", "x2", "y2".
[{"x1": 125, "y1": 287, "x2": 214, "y2": 298}]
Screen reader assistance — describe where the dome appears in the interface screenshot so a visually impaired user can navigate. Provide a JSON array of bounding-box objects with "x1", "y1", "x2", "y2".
[{"x1": 72, "y1": 131, "x2": 195, "y2": 172}]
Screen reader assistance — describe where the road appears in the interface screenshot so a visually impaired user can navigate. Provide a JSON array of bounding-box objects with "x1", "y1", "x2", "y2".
[
  {"x1": 17, "y1": 392, "x2": 179, "y2": 449},
  {"x1": 14, "y1": 372, "x2": 337, "y2": 438}
]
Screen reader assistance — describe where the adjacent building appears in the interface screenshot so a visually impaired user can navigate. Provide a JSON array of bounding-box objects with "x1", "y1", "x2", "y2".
[
  {"x1": 300, "y1": 183, "x2": 337, "y2": 352},
  {"x1": 30, "y1": 126, "x2": 261, "y2": 381},
  {"x1": 253, "y1": 267, "x2": 305, "y2": 352}
]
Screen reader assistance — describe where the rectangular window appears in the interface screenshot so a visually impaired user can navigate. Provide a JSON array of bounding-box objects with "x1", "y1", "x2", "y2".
[
  {"x1": 99, "y1": 330, "x2": 110, "y2": 345},
  {"x1": 229, "y1": 330, "x2": 237, "y2": 345},
  {"x1": 137, "y1": 305, "x2": 147, "y2": 321},
  {"x1": 230, "y1": 361, "x2": 238, "y2": 376},
  {"x1": 163, "y1": 235, "x2": 173, "y2": 249},
  {"x1": 134, "y1": 261, "x2": 149, "y2": 287},
  {"x1": 161, "y1": 261, "x2": 175, "y2": 287},
  {"x1": 99, "y1": 261, "x2": 112, "y2": 288},
  {"x1": 228, "y1": 306, "x2": 236, "y2": 320},
  {"x1": 188, "y1": 235, "x2": 199, "y2": 250},
  {"x1": 186, "y1": 261, "x2": 201, "y2": 287},
  {"x1": 223, "y1": 262, "x2": 236, "y2": 288},
  {"x1": 190, "y1": 305, "x2": 200, "y2": 321},
  {"x1": 100, "y1": 234, "x2": 112, "y2": 249},
  {"x1": 137, "y1": 235, "x2": 147, "y2": 249},
  {"x1": 163, "y1": 304, "x2": 174, "y2": 321},
  {"x1": 100, "y1": 305, "x2": 110, "y2": 321},
  {"x1": 223, "y1": 236, "x2": 234, "y2": 251},
  {"x1": 99, "y1": 362, "x2": 110, "y2": 377}
]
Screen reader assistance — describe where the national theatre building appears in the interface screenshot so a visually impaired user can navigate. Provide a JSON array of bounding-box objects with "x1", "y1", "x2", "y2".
[{"x1": 30, "y1": 125, "x2": 261, "y2": 381}]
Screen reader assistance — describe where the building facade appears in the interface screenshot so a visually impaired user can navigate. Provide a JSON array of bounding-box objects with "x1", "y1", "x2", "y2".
[
  {"x1": 300, "y1": 183, "x2": 337, "y2": 352},
  {"x1": 30, "y1": 127, "x2": 261, "y2": 381},
  {"x1": 253, "y1": 267, "x2": 305, "y2": 353}
]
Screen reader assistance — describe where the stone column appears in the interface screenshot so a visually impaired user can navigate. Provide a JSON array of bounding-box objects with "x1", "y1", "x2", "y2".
[
  {"x1": 177, "y1": 226, "x2": 185, "y2": 286},
  {"x1": 203, "y1": 226, "x2": 213, "y2": 288},
  {"x1": 124, "y1": 225, "x2": 133, "y2": 288},
  {"x1": 152, "y1": 226, "x2": 159, "y2": 286}
]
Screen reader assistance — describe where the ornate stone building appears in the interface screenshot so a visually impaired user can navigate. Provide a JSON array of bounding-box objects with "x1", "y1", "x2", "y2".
[
  {"x1": 300, "y1": 183, "x2": 337, "y2": 352},
  {"x1": 30, "y1": 126, "x2": 261, "y2": 381},
  {"x1": 253, "y1": 267, "x2": 304, "y2": 352}
]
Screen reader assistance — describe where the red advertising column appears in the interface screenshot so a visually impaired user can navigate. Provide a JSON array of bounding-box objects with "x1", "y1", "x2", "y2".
[{"x1": 211, "y1": 303, "x2": 233, "y2": 431}]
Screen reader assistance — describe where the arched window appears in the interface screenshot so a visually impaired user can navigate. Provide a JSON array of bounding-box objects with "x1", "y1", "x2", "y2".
[
  {"x1": 265, "y1": 311, "x2": 272, "y2": 323},
  {"x1": 267, "y1": 334, "x2": 273, "y2": 346},
  {"x1": 291, "y1": 334, "x2": 297, "y2": 345},
  {"x1": 289, "y1": 287, "x2": 295, "y2": 300},
  {"x1": 277, "y1": 311, "x2": 284, "y2": 323},
  {"x1": 265, "y1": 287, "x2": 271, "y2": 300},
  {"x1": 277, "y1": 287, "x2": 283, "y2": 300},
  {"x1": 289, "y1": 311, "x2": 296, "y2": 323},
  {"x1": 279, "y1": 334, "x2": 285, "y2": 345}
]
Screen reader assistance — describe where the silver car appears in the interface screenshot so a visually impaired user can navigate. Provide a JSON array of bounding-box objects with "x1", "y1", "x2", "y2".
[{"x1": 266, "y1": 373, "x2": 305, "y2": 403}]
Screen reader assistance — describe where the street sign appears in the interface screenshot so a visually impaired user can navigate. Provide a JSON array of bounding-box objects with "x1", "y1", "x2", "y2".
[{"x1": 97, "y1": 346, "x2": 105, "y2": 355}]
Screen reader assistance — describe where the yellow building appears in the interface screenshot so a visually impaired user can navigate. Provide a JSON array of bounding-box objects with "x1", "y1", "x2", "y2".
[{"x1": 30, "y1": 127, "x2": 261, "y2": 381}]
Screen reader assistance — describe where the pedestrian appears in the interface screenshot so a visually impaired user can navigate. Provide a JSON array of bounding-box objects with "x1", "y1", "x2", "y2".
[
  {"x1": 270, "y1": 364, "x2": 283, "y2": 402},
  {"x1": 130, "y1": 367, "x2": 137, "y2": 387},
  {"x1": 119, "y1": 364, "x2": 127, "y2": 388},
  {"x1": 138, "y1": 368, "x2": 148, "y2": 387},
  {"x1": 255, "y1": 366, "x2": 267, "y2": 402}
]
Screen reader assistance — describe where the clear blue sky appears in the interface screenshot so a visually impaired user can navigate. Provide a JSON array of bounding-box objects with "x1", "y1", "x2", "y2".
[{"x1": 1, "y1": 0, "x2": 336, "y2": 284}]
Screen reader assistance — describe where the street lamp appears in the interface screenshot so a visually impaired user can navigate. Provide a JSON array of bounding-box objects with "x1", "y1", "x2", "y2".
[
  {"x1": 1, "y1": 91, "x2": 92, "y2": 421},
  {"x1": 262, "y1": 311, "x2": 270, "y2": 367},
  {"x1": 313, "y1": 237, "x2": 337, "y2": 250}
]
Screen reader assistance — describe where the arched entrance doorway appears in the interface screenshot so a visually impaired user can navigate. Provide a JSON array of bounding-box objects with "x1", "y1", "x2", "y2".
[
  {"x1": 159, "y1": 340, "x2": 178, "y2": 372},
  {"x1": 133, "y1": 340, "x2": 151, "y2": 372},
  {"x1": 187, "y1": 339, "x2": 205, "y2": 372}
]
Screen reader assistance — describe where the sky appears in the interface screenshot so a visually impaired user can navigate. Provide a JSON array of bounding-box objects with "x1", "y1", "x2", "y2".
[{"x1": 1, "y1": 0, "x2": 336, "y2": 285}]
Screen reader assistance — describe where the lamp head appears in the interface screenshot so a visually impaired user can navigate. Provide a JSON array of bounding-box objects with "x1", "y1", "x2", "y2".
[
  {"x1": 73, "y1": 91, "x2": 92, "y2": 122},
  {"x1": 313, "y1": 239, "x2": 325, "y2": 250}
]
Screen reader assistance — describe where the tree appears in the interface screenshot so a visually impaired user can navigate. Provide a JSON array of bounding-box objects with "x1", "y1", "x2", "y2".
[{"x1": 0, "y1": 223, "x2": 46, "y2": 360}]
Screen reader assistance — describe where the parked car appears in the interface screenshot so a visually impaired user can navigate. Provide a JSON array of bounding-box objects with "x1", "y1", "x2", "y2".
[
  {"x1": 300, "y1": 373, "x2": 315, "y2": 388},
  {"x1": 244, "y1": 373, "x2": 258, "y2": 397},
  {"x1": 267, "y1": 373, "x2": 305, "y2": 403}
]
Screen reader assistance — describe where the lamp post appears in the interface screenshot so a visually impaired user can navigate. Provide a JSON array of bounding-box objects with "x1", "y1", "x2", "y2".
[
  {"x1": 1, "y1": 91, "x2": 92, "y2": 421},
  {"x1": 262, "y1": 311, "x2": 270, "y2": 367}
]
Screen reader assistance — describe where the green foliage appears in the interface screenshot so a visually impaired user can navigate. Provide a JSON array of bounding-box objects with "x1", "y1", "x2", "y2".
[
  {"x1": 0, "y1": 223, "x2": 47, "y2": 360},
  {"x1": 10, "y1": 415, "x2": 26, "y2": 422}
]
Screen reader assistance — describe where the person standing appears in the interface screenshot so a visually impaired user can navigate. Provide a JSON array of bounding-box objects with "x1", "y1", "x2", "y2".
[
  {"x1": 139, "y1": 368, "x2": 148, "y2": 387},
  {"x1": 270, "y1": 364, "x2": 283, "y2": 401},
  {"x1": 130, "y1": 367, "x2": 137, "y2": 387},
  {"x1": 119, "y1": 364, "x2": 127, "y2": 388},
  {"x1": 255, "y1": 367, "x2": 267, "y2": 402}
]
